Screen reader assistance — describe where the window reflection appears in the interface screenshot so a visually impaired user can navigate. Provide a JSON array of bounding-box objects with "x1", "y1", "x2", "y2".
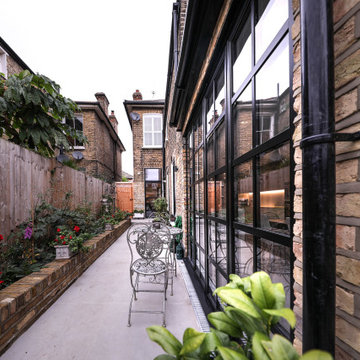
[
  {"x1": 207, "y1": 135, "x2": 215, "y2": 174},
  {"x1": 234, "y1": 161, "x2": 253, "y2": 225},
  {"x1": 259, "y1": 143, "x2": 290, "y2": 234},
  {"x1": 233, "y1": 85, "x2": 252, "y2": 158},
  {"x1": 233, "y1": 14, "x2": 252, "y2": 93},
  {"x1": 199, "y1": 181, "x2": 204, "y2": 213},
  {"x1": 215, "y1": 173, "x2": 226, "y2": 219},
  {"x1": 255, "y1": 0, "x2": 289, "y2": 61},
  {"x1": 215, "y1": 67, "x2": 225, "y2": 118},
  {"x1": 216, "y1": 223, "x2": 227, "y2": 273},
  {"x1": 208, "y1": 177, "x2": 215, "y2": 216},
  {"x1": 256, "y1": 36, "x2": 289, "y2": 144},
  {"x1": 198, "y1": 147, "x2": 203, "y2": 179},
  {"x1": 206, "y1": 91, "x2": 214, "y2": 132},
  {"x1": 216, "y1": 121, "x2": 226, "y2": 169},
  {"x1": 235, "y1": 230, "x2": 253, "y2": 277}
]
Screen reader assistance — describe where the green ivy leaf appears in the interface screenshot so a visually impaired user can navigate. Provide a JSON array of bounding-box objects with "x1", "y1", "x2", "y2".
[
  {"x1": 300, "y1": 350, "x2": 333, "y2": 360},
  {"x1": 250, "y1": 271, "x2": 276, "y2": 310},
  {"x1": 208, "y1": 311, "x2": 243, "y2": 338},
  {"x1": 263, "y1": 308, "x2": 296, "y2": 328},
  {"x1": 146, "y1": 326, "x2": 182, "y2": 356},
  {"x1": 252, "y1": 332, "x2": 271, "y2": 360},
  {"x1": 180, "y1": 328, "x2": 206, "y2": 355},
  {"x1": 263, "y1": 335, "x2": 300, "y2": 360},
  {"x1": 216, "y1": 288, "x2": 261, "y2": 319},
  {"x1": 217, "y1": 346, "x2": 248, "y2": 360}
]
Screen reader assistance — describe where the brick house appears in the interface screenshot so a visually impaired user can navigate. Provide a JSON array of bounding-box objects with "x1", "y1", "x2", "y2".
[
  {"x1": 164, "y1": 0, "x2": 360, "y2": 358},
  {"x1": 73, "y1": 92, "x2": 125, "y2": 182},
  {"x1": 0, "y1": 37, "x2": 125, "y2": 183},
  {"x1": 124, "y1": 90, "x2": 164, "y2": 217}
]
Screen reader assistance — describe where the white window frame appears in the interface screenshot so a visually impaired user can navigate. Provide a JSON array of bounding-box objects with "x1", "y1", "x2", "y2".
[
  {"x1": 258, "y1": 113, "x2": 274, "y2": 144},
  {"x1": 143, "y1": 113, "x2": 162, "y2": 148},
  {"x1": 0, "y1": 46, "x2": 8, "y2": 78},
  {"x1": 63, "y1": 114, "x2": 85, "y2": 149}
]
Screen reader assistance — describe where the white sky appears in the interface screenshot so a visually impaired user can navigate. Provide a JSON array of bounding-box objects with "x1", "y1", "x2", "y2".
[{"x1": 0, "y1": 0, "x2": 174, "y2": 174}]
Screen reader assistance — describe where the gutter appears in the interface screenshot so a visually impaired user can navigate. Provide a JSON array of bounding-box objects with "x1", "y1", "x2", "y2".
[{"x1": 300, "y1": 0, "x2": 335, "y2": 354}]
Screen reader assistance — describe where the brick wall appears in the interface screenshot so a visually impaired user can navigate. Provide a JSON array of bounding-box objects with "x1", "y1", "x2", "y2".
[
  {"x1": 6, "y1": 56, "x2": 24, "y2": 76},
  {"x1": 292, "y1": 0, "x2": 360, "y2": 357},
  {"x1": 76, "y1": 109, "x2": 122, "y2": 182},
  {"x1": 0, "y1": 220, "x2": 130, "y2": 355},
  {"x1": 131, "y1": 108, "x2": 163, "y2": 211}
]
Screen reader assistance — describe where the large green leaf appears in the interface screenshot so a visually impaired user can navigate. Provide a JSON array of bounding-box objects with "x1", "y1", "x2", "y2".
[
  {"x1": 217, "y1": 346, "x2": 248, "y2": 360},
  {"x1": 180, "y1": 328, "x2": 206, "y2": 355},
  {"x1": 263, "y1": 308, "x2": 296, "y2": 329},
  {"x1": 252, "y1": 332, "x2": 271, "y2": 360},
  {"x1": 300, "y1": 350, "x2": 333, "y2": 360},
  {"x1": 146, "y1": 326, "x2": 182, "y2": 356},
  {"x1": 154, "y1": 355, "x2": 177, "y2": 360},
  {"x1": 208, "y1": 311, "x2": 243, "y2": 338},
  {"x1": 272, "y1": 282, "x2": 286, "y2": 309},
  {"x1": 263, "y1": 335, "x2": 300, "y2": 360},
  {"x1": 216, "y1": 288, "x2": 261, "y2": 319},
  {"x1": 200, "y1": 331, "x2": 222, "y2": 354},
  {"x1": 250, "y1": 272, "x2": 276, "y2": 310},
  {"x1": 225, "y1": 307, "x2": 266, "y2": 337}
]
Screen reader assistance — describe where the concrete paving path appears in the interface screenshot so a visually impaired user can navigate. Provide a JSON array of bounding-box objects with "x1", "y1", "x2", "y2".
[{"x1": 0, "y1": 227, "x2": 200, "y2": 360}]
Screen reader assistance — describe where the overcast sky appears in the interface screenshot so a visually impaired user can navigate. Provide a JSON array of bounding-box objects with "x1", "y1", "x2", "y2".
[{"x1": 0, "y1": 0, "x2": 173, "y2": 174}]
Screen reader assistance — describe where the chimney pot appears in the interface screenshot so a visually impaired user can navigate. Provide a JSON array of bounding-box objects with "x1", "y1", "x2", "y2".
[{"x1": 132, "y1": 89, "x2": 143, "y2": 101}]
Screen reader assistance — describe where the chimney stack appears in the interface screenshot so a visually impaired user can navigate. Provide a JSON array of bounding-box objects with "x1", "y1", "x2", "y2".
[
  {"x1": 109, "y1": 110, "x2": 118, "y2": 133},
  {"x1": 132, "y1": 89, "x2": 143, "y2": 101},
  {"x1": 95, "y1": 92, "x2": 110, "y2": 115}
]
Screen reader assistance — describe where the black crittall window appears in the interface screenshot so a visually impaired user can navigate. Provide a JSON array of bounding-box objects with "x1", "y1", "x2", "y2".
[{"x1": 186, "y1": 0, "x2": 294, "y2": 337}]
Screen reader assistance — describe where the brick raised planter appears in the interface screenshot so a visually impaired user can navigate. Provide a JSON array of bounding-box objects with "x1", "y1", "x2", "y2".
[{"x1": 0, "y1": 219, "x2": 130, "y2": 355}]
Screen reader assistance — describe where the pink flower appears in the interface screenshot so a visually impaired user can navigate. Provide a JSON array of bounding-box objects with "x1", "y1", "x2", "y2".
[
  {"x1": 57, "y1": 228, "x2": 61, "y2": 233},
  {"x1": 69, "y1": 236, "x2": 72, "y2": 239}
]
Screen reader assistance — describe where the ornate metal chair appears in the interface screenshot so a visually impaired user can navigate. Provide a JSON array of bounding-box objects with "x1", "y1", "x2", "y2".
[{"x1": 127, "y1": 223, "x2": 171, "y2": 327}]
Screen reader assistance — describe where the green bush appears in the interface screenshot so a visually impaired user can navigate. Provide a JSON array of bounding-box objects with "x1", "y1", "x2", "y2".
[{"x1": 147, "y1": 271, "x2": 332, "y2": 360}]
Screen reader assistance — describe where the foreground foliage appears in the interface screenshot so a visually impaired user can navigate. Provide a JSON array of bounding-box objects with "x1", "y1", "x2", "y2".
[
  {"x1": 147, "y1": 271, "x2": 332, "y2": 360},
  {"x1": 0, "y1": 70, "x2": 86, "y2": 157}
]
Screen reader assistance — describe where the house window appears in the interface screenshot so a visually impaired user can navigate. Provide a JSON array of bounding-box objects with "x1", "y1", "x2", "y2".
[
  {"x1": 258, "y1": 114, "x2": 274, "y2": 144},
  {"x1": 65, "y1": 114, "x2": 84, "y2": 148},
  {"x1": 143, "y1": 114, "x2": 162, "y2": 147},
  {"x1": 0, "y1": 47, "x2": 8, "y2": 78}
]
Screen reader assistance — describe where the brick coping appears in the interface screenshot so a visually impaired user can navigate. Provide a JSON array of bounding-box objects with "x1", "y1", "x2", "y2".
[{"x1": 0, "y1": 219, "x2": 131, "y2": 355}]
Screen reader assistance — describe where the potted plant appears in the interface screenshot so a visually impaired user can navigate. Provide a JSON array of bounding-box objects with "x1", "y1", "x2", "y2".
[
  {"x1": 52, "y1": 226, "x2": 89, "y2": 259},
  {"x1": 152, "y1": 198, "x2": 170, "y2": 225},
  {"x1": 133, "y1": 209, "x2": 145, "y2": 219}
]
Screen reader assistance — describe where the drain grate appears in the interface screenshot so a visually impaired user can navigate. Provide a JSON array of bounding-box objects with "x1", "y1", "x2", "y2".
[{"x1": 178, "y1": 260, "x2": 210, "y2": 333}]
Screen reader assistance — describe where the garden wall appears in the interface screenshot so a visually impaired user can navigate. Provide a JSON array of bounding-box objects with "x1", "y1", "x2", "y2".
[
  {"x1": 0, "y1": 138, "x2": 112, "y2": 240},
  {"x1": 0, "y1": 220, "x2": 130, "y2": 355}
]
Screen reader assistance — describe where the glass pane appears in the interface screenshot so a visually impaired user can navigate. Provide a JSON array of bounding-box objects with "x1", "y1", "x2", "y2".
[
  {"x1": 209, "y1": 261, "x2": 216, "y2": 292},
  {"x1": 235, "y1": 230, "x2": 254, "y2": 277},
  {"x1": 216, "y1": 173, "x2": 226, "y2": 219},
  {"x1": 195, "y1": 183, "x2": 199, "y2": 212},
  {"x1": 208, "y1": 177, "x2": 215, "y2": 216},
  {"x1": 198, "y1": 147, "x2": 204, "y2": 179},
  {"x1": 199, "y1": 181, "x2": 204, "y2": 213},
  {"x1": 215, "y1": 67, "x2": 225, "y2": 118},
  {"x1": 144, "y1": 117, "x2": 152, "y2": 131},
  {"x1": 256, "y1": 36, "x2": 289, "y2": 145},
  {"x1": 259, "y1": 142, "x2": 290, "y2": 234},
  {"x1": 198, "y1": 116, "x2": 203, "y2": 145},
  {"x1": 144, "y1": 133, "x2": 152, "y2": 146},
  {"x1": 207, "y1": 134, "x2": 215, "y2": 174},
  {"x1": 145, "y1": 168, "x2": 161, "y2": 181},
  {"x1": 233, "y1": 14, "x2": 252, "y2": 93},
  {"x1": 257, "y1": 238, "x2": 290, "y2": 330},
  {"x1": 233, "y1": 85, "x2": 253, "y2": 158},
  {"x1": 199, "y1": 216, "x2": 205, "y2": 249},
  {"x1": 216, "y1": 121, "x2": 226, "y2": 169},
  {"x1": 255, "y1": 0, "x2": 289, "y2": 62},
  {"x1": 217, "y1": 271, "x2": 227, "y2": 288},
  {"x1": 209, "y1": 221, "x2": 216, "y2": 261},
  {"x1": 74, "y1": 115, "x2": 83, "y2": 131},
  {"x1": 200, "y1": 250, "x2": 205, "y2": 279},
  {"x1": 154, "y1": 132, "x2": 162, "y2": 146},
  {"x1": 66, "y1": 117, "x2": 73, "y2": 127},
  {"x1": 216, "y1": 223, "x2": 227, "y2": 273},
  {"x1": 206, "y1": 90, "x2": 215, "y2": 132},
  {"x1": 234, "y1": 161, "x2": 253, "y2": 225},
  {"x1": 189, "y1": 131, "x2": 193, "y2": 150},
  {"x1": 153, "y1": 116, "x2": 162, "y2": 131},
  {"x1": 195, "y1": 150, "x2": 199, "y2": 181},
  {"x1": 145, "y1": 182, "x2": 162, "y2": 215}
]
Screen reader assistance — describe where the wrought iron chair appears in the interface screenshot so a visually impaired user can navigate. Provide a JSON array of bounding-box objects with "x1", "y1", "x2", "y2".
[{"x1": 127, "y1": 223, "x2": 171, "y2": 327}]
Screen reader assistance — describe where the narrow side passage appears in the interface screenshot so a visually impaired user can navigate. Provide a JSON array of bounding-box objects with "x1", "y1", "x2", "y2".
[{"x1": 0, "y1": 230, "x2": 199, "y2": 360}]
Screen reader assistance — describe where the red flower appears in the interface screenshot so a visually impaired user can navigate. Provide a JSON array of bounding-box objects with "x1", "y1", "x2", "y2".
[
  {"x1": 0, "y1": 281, "x2": 4, "y2": 285},
  {"x1": 69, "y1": 235, "x2": 72, "y2": 239},
  {"x1": 112, "y1": 215, "x2": 114, "y2": 218},
  {"x1": 62, "y1": 241, "x2": 66, "y2": 245},
  {"x1": 54, "y1": 238, "x2": 58, "y2": 242},
  {"x1": 60, "y1": 235, "x2": 65, "y2": 240},
  {"x1": 0, "y1": 234, "x2": 3, "y2": 241},
  {"x1": 74, "y1": 226, "x2": 80, "y2": 233},
  {"x1": 57, "y1": 228, "x2": 61, "y2": 233}
]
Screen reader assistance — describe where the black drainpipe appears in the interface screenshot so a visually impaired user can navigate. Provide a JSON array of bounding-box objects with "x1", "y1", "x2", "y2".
[
  {"x1": 173, "y1": 2, "x2": 179, "y2": 73},
  {"x1": 300, "y1": 0, "x2": 335, "y2": 355}
]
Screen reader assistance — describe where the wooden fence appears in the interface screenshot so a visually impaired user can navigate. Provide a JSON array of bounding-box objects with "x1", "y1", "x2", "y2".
[{"x1": 0, "y1": 138, "x2": 112, "y2": 240}]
